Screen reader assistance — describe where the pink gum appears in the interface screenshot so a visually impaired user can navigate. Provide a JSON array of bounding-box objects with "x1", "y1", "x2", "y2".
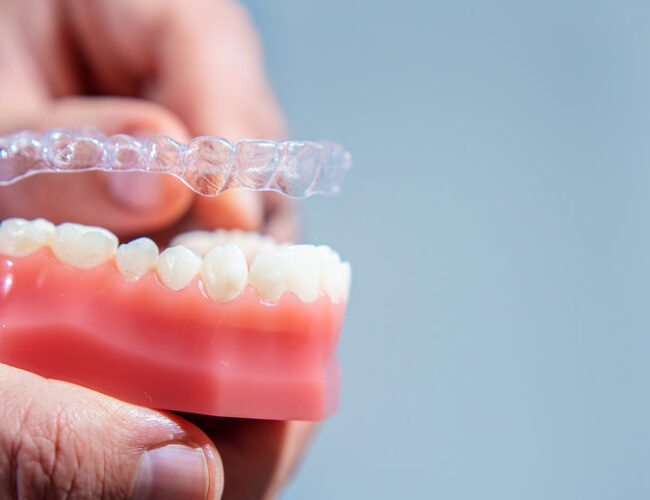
[{"x1": 0, "y1": 250, "x2": 345, "y2": 420}]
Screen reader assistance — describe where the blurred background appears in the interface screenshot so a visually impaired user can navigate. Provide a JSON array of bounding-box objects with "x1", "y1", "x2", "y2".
[{"x1": 244, "y1": 1, "x2": 650, "y2": 499}]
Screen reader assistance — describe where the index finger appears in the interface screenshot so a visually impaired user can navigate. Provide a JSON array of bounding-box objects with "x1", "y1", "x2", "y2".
[{"x1": 65, "y1": 0, "x2": 287, "y2": 229}]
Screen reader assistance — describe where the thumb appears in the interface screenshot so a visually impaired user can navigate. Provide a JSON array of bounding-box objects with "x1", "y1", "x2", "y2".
[
  {"x1": 0, "y1": 363, "x2": 224, "y2": 500},
  {"x1": 0, "y1": 97, "x2": 194, "y2": 236}
]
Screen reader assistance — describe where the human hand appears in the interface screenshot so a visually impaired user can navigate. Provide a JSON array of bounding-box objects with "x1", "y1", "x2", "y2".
[
  {"x1": 0, "y1": 0, "x2": 312, "y2": 498},
  {"x1": 0, "y1": 0, "x2": 297, "y2": 240}
]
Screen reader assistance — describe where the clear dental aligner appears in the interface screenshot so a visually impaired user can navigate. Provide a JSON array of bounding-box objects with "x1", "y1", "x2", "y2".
[{"x1": 0, "y1": 128, "x2": 352, "y2": 198}]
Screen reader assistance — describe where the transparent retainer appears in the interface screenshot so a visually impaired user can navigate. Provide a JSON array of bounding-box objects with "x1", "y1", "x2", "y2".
[{"x1": 0, "y1": 128, "x2": 352, "y2": 198}]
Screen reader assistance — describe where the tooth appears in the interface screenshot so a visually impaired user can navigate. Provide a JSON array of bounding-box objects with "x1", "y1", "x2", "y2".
[
  {"x1": 170, "y1": 228, "x2": 282, "y2": 264},
  {"x1": 235, "y1": 236, "x2": 264, "y2": 264},
  {"x1": 317, "y1": 245, "x2": 344, "y2": 303},
  {"x1": 285, "y1": 245, "x2": 320, "y2": 302},
  {"x1": 213, "y1": 230, "x2": 277, "y2": 263},
  {"x1": 156, "y1": 245, "x2": 202, "y2": 291},
  {"x1": 340, "y1": 261, "x2": 352, "y2": 303},
  {"x1": 249, "y1": 250, "x2": 290, "y2": 302},
  {"x1": 169, "y1": 231, "x2": 217, "y2": 257},
  {"x1": 51, "y1": 223, "x2": 118, "y2": 269},
  {"x1": 116, "y1": 237, "x2": 159, "y2": 280},
  {"x1": 0, "y1": 218, "x2": 55, "y2": 257},
  {"x1": 199, "y1": 244, "x2": 248, "y2": 302}
]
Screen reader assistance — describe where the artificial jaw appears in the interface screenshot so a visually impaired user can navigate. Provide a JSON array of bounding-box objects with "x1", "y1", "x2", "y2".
[{"x1": 0, "y1": 217, "x2": 351, "y2": 420}]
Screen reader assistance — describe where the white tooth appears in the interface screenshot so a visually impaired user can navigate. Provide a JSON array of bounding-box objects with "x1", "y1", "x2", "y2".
[
  {"x1": 340, "y1": 261, "x2": 352, "y2": 303},
  {"x1": 156, "y1": 245, "x2": 202, "y2": 291},
  {"x1": 169, "y1": 231, "x2": 217, "y2": 257},
  {"x1": 116, "y1": 237, "x2": 159, "y2": 280},
  {"x1": 0, "y1": 218, "x2": 55, "y2": 257},
  {"x1": 199, "y1": 244, "x2": 248, "y2": 302},
  {"x1": 51, "y1": 223, "x2": 118, "y2": 269},
  {"x1": 285, "y1": 245, "x2": 320, "y2": 302},
  {"x1": 236, "y1": 237, "x2": 264, "y2": 264},
  {"x1": 212, "y1": 229, "x2": 232, "y2": 246},
  {"x1": 249, "y1": 250, "x2": 290, "y2": 302},
  {"x1": 317, "y1": 245, "x2": 344, "y2": 303}
]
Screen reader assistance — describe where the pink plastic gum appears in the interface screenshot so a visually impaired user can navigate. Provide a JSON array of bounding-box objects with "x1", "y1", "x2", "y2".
[{"x1": 0, "y1": 250, "x2": 345, "y2": 421}]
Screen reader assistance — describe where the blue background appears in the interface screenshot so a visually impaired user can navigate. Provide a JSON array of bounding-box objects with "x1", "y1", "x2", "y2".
[{"x1": 245, "y1": 1, "x2": 650, "y2": 498}]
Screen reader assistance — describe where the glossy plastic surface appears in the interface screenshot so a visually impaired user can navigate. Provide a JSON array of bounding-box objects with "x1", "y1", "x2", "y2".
[
  {"x1": 0, "y1": 249, "x2": 345, "y2": 420},
  {"x1": 0, "y1": 129, "x2": 352, "y2": 198}
]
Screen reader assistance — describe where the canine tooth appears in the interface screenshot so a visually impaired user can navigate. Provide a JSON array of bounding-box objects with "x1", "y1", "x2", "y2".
[
  {"x1": 317, "y1": 245, "x2": 344, "y2": 303},
  {"x1": 116, "y1": 238, "x2": 159, "y2": 279},
  {"x1": 199, "y1": 244, "x2": 248, "y2": 302},
  {"x1": 169, "y1": 231, "x2": 217, "y2": 257},
  {"x1": 51, "y1": 223, "x2": 118, "y2": 269},
  {"x1": 0, "y1": 218, "x2": 55, "y2": 257},
  {"x1": 285, "y1": 245, "x2": 320, "y2": 302},
  {"x1": 156, "y1": 245, "x2": 202, "y2": 291},
  {"x1": 249, "y1": 250, "x2": 290, "y2": 302}
]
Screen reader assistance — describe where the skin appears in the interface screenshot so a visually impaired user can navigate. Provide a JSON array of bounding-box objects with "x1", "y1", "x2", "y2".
[{"x1": 0, "y1": 0, "x2": 314, "y2": 498}]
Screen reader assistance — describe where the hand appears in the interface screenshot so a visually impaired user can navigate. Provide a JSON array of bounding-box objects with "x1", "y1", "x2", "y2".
[
  {"x1": 0, "y1": 0, "x2": 311, "y2": 498},
  {"x1": 0, "y1": 0, "x2": 297, "y2": 240},
  {"x1": 0, "y1": 364, "x2": 315, "y2": 499}
]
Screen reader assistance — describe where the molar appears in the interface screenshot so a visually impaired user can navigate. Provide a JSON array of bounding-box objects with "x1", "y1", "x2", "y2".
[
  {"x1": 0, "y1": 218, "x2": 55, "y2": 257},
  {"x1": 51, "y1": 223, "x2": 118, "y2": 269},
  {"x1": 199, "y1": 244, "x2": 248, "y2": 302},
  {"x1": 171, "y1": 229, "x2": 281, "y2": 264},
  {"x1": 156, "y1": 245, "x2": 202, "y2": 291},
  {"x1": 169, "y1": 230, "x2": 218, "y2": 257},
  {"x1": 249, "y1": 250, "x2": 290, "y2": 303},
  {"x1": 116, "y1": 237, "x2": 159, "y2": 280}
]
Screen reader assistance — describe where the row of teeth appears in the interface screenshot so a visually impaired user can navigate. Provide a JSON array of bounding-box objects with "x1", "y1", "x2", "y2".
[{"x1": 0, "y1": 218, "x2": 351, "y2": 304}]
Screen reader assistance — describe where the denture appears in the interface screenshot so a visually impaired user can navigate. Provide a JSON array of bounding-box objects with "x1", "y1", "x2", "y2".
[
  {"x1": 0, "y1": 218, "x2": 350, "y2": 420},
  {"x1": 0, "y1": 129, "x2": 352, "y2": 421}
]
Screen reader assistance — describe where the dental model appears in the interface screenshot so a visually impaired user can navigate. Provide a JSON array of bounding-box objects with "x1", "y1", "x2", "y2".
[
  {"x1": 0, "y1": 130, "x2": 352, "y2": 421},
  {"x1": 0, "y1": 129, "x2": 351, "y2": 198}
]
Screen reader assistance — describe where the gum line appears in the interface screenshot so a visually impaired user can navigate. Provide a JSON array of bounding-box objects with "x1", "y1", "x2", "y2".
[{"x1": 0, "y1": 128, "x2": 352, "y2": 198}]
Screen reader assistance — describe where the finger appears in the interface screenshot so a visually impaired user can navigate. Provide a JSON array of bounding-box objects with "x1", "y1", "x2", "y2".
[
  {"x1": 62, "y1": 0, "x2": 285, "y2": 232},
  {"x1": 152, "y1": 0, "x2": 286, "y2": 230},
  {"x1": 0, "y1": 363, "x2": 224, "y2": 500},
  {"x1": 0, "y1": 97, "x2": 194, "y2": 236},
  {"x1": 177, "y1": 414, "x2": 316, "y2": 500}
]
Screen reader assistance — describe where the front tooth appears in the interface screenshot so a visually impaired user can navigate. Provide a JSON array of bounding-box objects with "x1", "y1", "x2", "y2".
[
  {"x1": 156, "y1": 245, "x2": 202, "y2": 290},
  {"x1": 286, "y1": 245, "x2": 320, "y2": 302},
  {"x1": 0, "y1": 218, "x2": 55, "y2": 257},
  {"x1": 51, "y1": 223, "x2": 118, "y2": 269},
  {"x1": 116, "y1": 237, "x2": 159, "y2": 280},
  {"x1": 317, "y1": 245, "x2": 343, "y2": 303},
  {"x1": 249, "y1": 250, "x2": 290, "y2": 302},
  {"x1": 199, "y1": 244, "x2": 248, "y2": 302}
]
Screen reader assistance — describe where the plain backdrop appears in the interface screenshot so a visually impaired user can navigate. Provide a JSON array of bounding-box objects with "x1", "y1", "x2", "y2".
[{"x1": 244, "y1": 1, "x2": 650, "y2": 498}]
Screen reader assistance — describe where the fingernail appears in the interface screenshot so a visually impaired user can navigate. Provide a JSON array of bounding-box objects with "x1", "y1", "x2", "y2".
[
  {"x1": 106, "y1": 172, "x2": 164, "y2": 211},
  {"x1": 133, "y1": 443, "x2": 209, "y2": 500}
]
